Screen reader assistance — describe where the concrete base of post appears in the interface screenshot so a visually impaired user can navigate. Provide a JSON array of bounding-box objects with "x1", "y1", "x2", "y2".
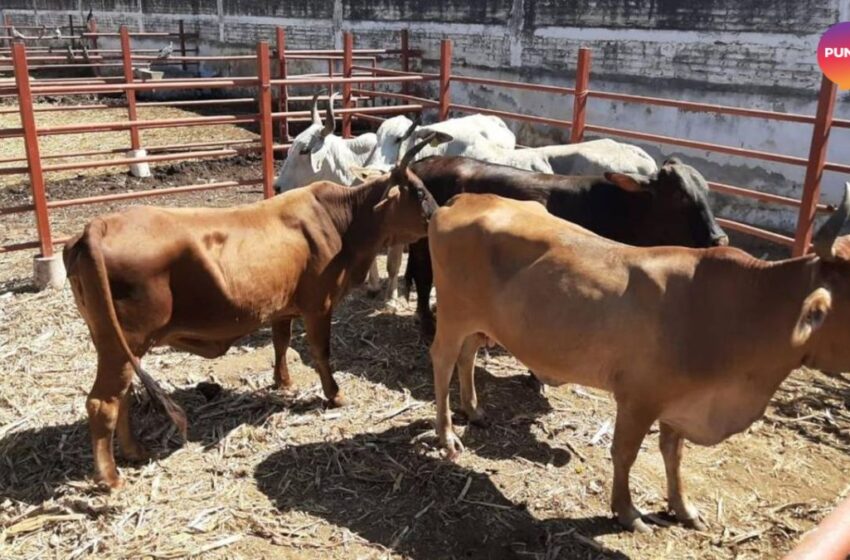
[
  {"x1": 33, "y1": 254, "x2": 66, "y2": 291},
  {"x1": 127, "y1": 149, "x2": 151, "y2": 178}
]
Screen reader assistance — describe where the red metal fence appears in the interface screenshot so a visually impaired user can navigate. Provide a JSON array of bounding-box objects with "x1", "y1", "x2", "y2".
[{"x1": 1, "y1": 27, "x2": 846, "y2": 263}]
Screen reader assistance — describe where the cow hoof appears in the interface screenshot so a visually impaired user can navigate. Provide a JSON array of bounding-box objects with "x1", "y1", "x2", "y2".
[
  {"x1": 95, "y1": 473, "x2": 124, "y2": 491},
  {"x1": 327, "y1": 394, "x2": 348, "y2": 408},
  {"x1": 463, "y1": 408, "x2": 490, "y2": 428},
  {"x1": 272, "y1": 379, "x2": 294, "y2": 391},
  {"x1": 679, "y1": 512, "x2": 707, "y2": 531},
  {"x1": 616, "y1": 507, "x2": 653, "y2": 534},
  {"x1": 440, "y1": 431, "x2": 464, "y2": 460},
  {"x1": 121, "y1": 445, "x2": 152, "y2": 463}
]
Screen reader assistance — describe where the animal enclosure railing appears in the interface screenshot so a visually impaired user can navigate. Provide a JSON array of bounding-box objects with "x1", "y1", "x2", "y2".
[
  {"x1": 0, "y1": 29, "x2": 424, "y2": 259},
  {"x1": 2, "y1": 29, "x2": 846, "y2": 270}
]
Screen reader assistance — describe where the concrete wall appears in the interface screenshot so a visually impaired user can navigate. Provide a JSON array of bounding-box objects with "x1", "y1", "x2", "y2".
[{"x1": 4, "y1": 0, "x2": 850, "y2": 239}]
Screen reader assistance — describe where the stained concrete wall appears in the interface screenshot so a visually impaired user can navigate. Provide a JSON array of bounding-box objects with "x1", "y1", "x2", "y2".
[{"x1": 4, "y1": 0, "x2": 850, "y2": 240}]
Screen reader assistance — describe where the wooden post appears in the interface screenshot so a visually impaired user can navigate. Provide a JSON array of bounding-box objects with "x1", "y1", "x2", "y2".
[
  {"x1": 342, "y1": 31, "x2": 353, "y2": 138},
  {"x1": 438, "y1": 39, "x2": 452, "y2": 121},
  {"x1": 570, "y1": 47, "x2": 591, "y2": 144},
  {"x1": 400, "y1": 29, "x2": 410, "y2": 95},
  {"x1": 178, "y1": 20, "x2": 187, "y2": 72},
  {"x1": 257, "y1": 41, "x2": 275, "y2": 199},
  {"x1": 275, "y1": 26, "x2": 288, "y2": 141},
  {"x1": 12, "y1": 43, "x2": 53, "y2": 258},
  {"x1": 120, "y1": 26, "x2": 141, "y2": 150},
  {"x1": 793, "y1": 75, "x2": 838, "y2": 257}
]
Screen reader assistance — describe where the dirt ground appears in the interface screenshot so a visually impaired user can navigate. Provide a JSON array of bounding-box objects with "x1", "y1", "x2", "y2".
[{"x1": 1, "y1": 112, "x2": 849, "y2": 559}]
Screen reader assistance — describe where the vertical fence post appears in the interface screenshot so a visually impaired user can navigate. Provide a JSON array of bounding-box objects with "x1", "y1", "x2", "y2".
[
  {"x1": 88, "y1": 18, "x2": 98, "y2": 52},
  {"x1": 400, "y1": 29, "x2": 410, "y2": 95},
  {"x1": 120, "y1": 26, "x2": 141, "y2": 151},
  {"x1": 68, "y1": 15, "x2": 75, "y2": 48},
  {"x1": 275, "y1": 26, "x2": 288, "y2": 141},
  {"x1": 342, "y1": 31, "x2": 353, "y2": 138},
  {"x1": 570, "y1": 47, "x2": 591, "y2": 144},
  {"x1": 12, "y1": 43, "x2": 53, "y2": 260},
  {"x1": 178, "y1": 20, "x2": 187, "y2": 72},
  {"x1": 438, "y1": 39, "x2": 452, "y2": 121},
  {"x1": 3, "y1": 15, "x2": 12, "y2": 39},
  {"x1": 257, "y1": 41, "x2": 275, "y2": 199},
  {"x1": 793, "y1": 75, "x2": 838, "y2": 257}
]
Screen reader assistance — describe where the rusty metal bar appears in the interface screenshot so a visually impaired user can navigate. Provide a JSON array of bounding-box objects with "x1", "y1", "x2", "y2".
[
  {"x1": 451, "y1": 102, "x2": 571, "y2": 128},
  {"x1": 584, "y1": 123, "x2": 809, "y2": 167},
  {"x1": 179, "y1": 20, "x2": 187, "y2": 72},
  {"x1": 589, "y1": 90, "x2": 817, "y2": 125},
  {"x1": 88, "y1": 18, "x2": 98, "y2": 52},
  {"x1": 793, "y1": 76, "x2": 838, "y2": 257},
  {"x1": 120, "y1": 26, "x2": 141, "y2": 150},
  {"x1": 349, "y1": 64, "x2": 439, "y2": 79},
  {"x1": 571, "y1": 48, "x2": 591, "y2": 143},
  {"x1": 401, "y1": 29, "x2": 410, "y2": 96},
  {"x1": 12, "y1": 43, "x2": 53, "y2": 258},
  {"x1": 257, "y1": 41, "x2": 275, "y2": 199},
  {"x1": 34, "y1": 113, "x2": 260, "y2": 136},
  {"x1": 715, "y1": 218, "x2": 795, "y2": 247},
  {"x1": 270, "y1": 103, "x2": 423, "y2": 121},
  {"x1": 42, "y1": 148, "x2": 241, "y2": 172},
  {"x1": 439, "y1": 39, "x2": 452, "y2": 121},
  {"x1": 708, "y1": 181, "x2": 833, "y2": 213},
  {"x1": 49, "y1": 178, "x2": 264, "y2": 209},
  {"x1": 352, "y1": 88, "x2": 440, "y2": 107},
  {"x1": 452, "y1": 74, "x2": 575, "y2": 95},
  {"x1": 276, "y1": 27, "x2": 289, "y2": 141},
  {"x1": 342, "y1": 32, "x2": 354, "y2": 138}
]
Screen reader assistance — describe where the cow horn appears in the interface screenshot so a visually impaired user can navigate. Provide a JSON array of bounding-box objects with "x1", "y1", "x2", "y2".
[
  {"x1": 400, "y1": 114, "x2": 421, "y2": 142},
  {"x1": 813, "y1": 182, "x2": 850, "y2": 261},
  {"x1": 322, "y1": 92, "x2": 337, "y2": 137},
  {"x1": 397, "y1": 131, "x2": 453, "y2": 169},
  {"x1": 310, "y1": 93, "x2": 322, "y2": 126}
]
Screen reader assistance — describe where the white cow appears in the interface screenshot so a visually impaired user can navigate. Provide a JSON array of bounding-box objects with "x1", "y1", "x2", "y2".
[
  {"x1": 529, "y1": 138, "x2": 658, "y2": 176},
  {"x1": 363, "y1": 114, "x2": 554, "y2": 173},
  {"x1": 273, "y1": 94, "x2": 377, "y2": 192}
]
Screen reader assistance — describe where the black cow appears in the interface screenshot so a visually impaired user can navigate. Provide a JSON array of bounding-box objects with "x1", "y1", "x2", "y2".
[{"x1": 403, "y1": 155, "x2": 729, "y2": 335}]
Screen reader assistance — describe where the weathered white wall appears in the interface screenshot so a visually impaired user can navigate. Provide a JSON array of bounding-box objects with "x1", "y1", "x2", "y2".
[{"x1": 4, "y1": 0, "x2": 850, "y2": 238}]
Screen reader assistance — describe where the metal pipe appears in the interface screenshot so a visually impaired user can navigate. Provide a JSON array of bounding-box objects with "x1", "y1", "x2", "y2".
[
  {"x1": 120, "y1": 26, "x2": 141, "y2": 150},
  {"x1": 715, "y1": 218, "x2": 795, "y2": 247},
  {"x1": 342, "y1": 32, "x2": 354, "y2": 138},
  {"x1": 12, "y1": 43, "x2": 53, "y2": 258},
  {"x1": 571, "y1": 48, "x2": 591, "y2": 143},
  {"x1": 257, "y1": 41, "x2": 275, "y2": 199},
  {"x1": 793, "y1": 76, "x2": 838, "y2": 256},
  {"x1": 439, "y1": 39, "x2": 452, "y2": 121},
  {"x1": 451, "y1": 102, "x2": 571, "y2": 128}
]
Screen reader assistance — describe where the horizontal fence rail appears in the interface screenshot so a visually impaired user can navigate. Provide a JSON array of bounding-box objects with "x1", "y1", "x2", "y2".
[{"x1": 1, "y1": 26, "x2": 846, "y2": 270}]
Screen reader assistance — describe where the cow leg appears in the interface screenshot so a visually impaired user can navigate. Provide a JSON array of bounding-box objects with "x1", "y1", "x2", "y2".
[
  {"x1": 116, "y1": 384, "x2": 150, "y2": 463},
  {"x1": 272, "y1": 318, "x2": 294, "y2": 389},
  {"x1": 408, "y1": 239, "x2": 435, "y2": 337},
  {"x1": 304, "y1": 313, "x2": 345, "y2": 407},
  {"x1": 430, "y1": 327, "x2": 464, "y2": 458},
  {"x1": 659, "y1": 422, "x2": 706, "y2": 530},
  {"x1": 365, "y1": 258, "x2": 381, "y2": 296},
  {"x1": 610, "y1": 402, "x2": 655, "y2": 533},
  {"x1": 383, "y1": 244, "x2": 404, "y2": 303},
  {"x1": 457, "y1": 334, "x2": 487, "y2": 426},
  {"x1": 87, "y1": 353, "x2": 135, "y2": 489}
]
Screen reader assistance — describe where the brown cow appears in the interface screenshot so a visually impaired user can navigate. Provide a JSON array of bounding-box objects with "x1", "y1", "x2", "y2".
[
  {"x1": 428, "y1": 185, "x2": 850, "y2": 533},
  {"x1": 63, "y1": 133, "x2": 446, "y2": 489}
]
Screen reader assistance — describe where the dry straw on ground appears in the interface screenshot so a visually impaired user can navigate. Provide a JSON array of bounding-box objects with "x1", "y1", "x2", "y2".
[{"x1": 1, "y1": 102, "x2": 849, "y2": 560}]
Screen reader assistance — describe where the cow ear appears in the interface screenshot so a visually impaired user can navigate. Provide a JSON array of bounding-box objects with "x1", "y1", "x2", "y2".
[
  {"x1": 605, "y1": 172, "x2": 649, "y2": 193},
  {"x1": 350, "y1": 165, "x2": 385, "y2": 184},
  {"x1": 373, "y1": 185, "x2": 401, "y2": 212},
  {"x1": 792, "y1": 287, "x2": 832, "y2": 346}
]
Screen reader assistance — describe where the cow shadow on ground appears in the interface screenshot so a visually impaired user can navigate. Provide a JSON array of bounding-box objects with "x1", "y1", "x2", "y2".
[
  {"x1": 0, "y1": 383, "x2": 321, "y2": 504},
  {"x1": 255, "y1": 420, "x2": 631, "y2": 560},
  {"x1": 770, "y1": 371, "x2": 850, "y2": 454}
]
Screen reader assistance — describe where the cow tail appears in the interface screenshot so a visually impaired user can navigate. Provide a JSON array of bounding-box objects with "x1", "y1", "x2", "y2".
[{"x1": 85, "y1": 223, "x2": 188, "y2": 439}]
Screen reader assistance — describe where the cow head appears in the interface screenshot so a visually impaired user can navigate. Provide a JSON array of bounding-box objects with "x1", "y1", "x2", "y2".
[
  {"x1": 362, "y1": 114, "x2": 419, "y2": 170},
  {"x1": 794, "y1": 183, "x2": 850, "y2": 369},
  {"x1": 370, "y1": 131, "x2": 448, "y2": 244},
  {"x1": 274, "y1": 94, "x2": 362, "y2": 193},
  {"x1": 604, "y1": 157, "x2": 729, "y2": 248}
]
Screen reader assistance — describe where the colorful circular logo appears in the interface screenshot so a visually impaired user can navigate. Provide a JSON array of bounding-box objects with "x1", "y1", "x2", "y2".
[{"x1": 819, "y1": 22, "x2": 850, "y2": 89}]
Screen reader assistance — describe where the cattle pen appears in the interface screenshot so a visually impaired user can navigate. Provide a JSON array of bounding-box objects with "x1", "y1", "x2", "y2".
[{"x1": 1, "y1": 15, "x2": 850, "y2": 560}]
